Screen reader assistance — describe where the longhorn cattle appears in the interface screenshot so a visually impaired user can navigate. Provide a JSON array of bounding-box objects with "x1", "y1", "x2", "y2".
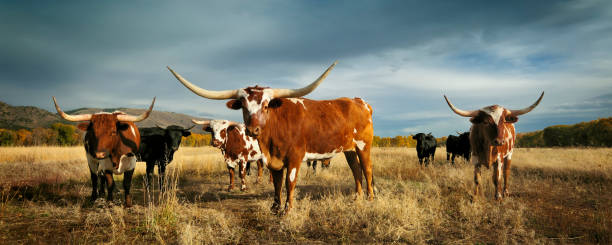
[
  {"x1": 446, "y1": 132, "x2": 470, "y2": 164},
  {"x1": 52, "y1": 97, "x2": 155, "y2": 207},
  {"x1": 192, "y1": 119, "x2": 264, "y2": 191},
  {"x1": 168, "y1": 62, "x2": 374, "y2": 213},
  {"x1": 444, "y1": 92, "x2": 544, "y2": 200},
  {"x1": 137, "y1": 125, "x2": 194, "y2": 200},
  {"x1": 412, "y1": 133, "x2": 437, "y2": 166}
]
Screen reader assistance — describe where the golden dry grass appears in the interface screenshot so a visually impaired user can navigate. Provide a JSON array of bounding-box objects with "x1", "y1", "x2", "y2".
[{"x1": 0, "y1": 146, "x2": 610, "y2": 244}]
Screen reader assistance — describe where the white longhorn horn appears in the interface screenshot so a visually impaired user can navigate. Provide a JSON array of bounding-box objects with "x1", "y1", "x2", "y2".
[
  {"x1": 52, "y1": 96, "x2": 92, "y2": 122},
  {"x1": 509, "y1": 92, "x2": 544, "y2": 116},
  {"x1": 116, "y1": 97, "x2": 156, "y2": 122},
  {"x1": 191, "y1": 119, "x2": 211, "y2": 126},
  {"x1": 272, "y1": 61, "x2": 337, "y2": 98},
  {"x1": 443, "y1": 95, "x2": 479, "y2": 117},
  {"x1": 167, "y1": 66, "x2": 238, "y2": 100}
]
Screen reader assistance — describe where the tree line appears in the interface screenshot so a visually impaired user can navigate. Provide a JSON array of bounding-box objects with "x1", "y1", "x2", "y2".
[
  {"x1": 0, "y1": 123, "x2": 213, "y2": 147},
  {"x1": 1, "y1": 117, "x2": 610, "y2": 147},
  {"x1": 516, "y1": 117, "x2": 611, "y2": 147}
]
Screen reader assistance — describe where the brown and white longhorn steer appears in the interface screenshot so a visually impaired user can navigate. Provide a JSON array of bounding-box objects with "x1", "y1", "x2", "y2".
[
  {"x1": 53, "y1": 97, "x2": 155, "y2": 207},
  {"x1": 444, "y1": 92, "x2": 544, "y2": 200},
  {"x1": 168, "y1": 62, "x2": 374, "y2": 213},
  {"x1": 192, "y1": 119, "x2": 264, "y2": 191}
]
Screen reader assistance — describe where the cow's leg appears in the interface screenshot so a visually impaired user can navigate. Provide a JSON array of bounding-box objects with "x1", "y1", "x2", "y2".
[
  {"x1": 312, "y1": 160, "x2": 318, "y2": 174},
  {"x1": 452, "y1": 154, "x2": 456, "y2": 165},
  {"x1": 245, "y1": 161, "x2": 252, "y2": 176},
  {"x1": 256, "y1": 159, "x2": 263, "y2": 184},
  {"x1": 447, "y1": 152, "x2": 451, "y2": 164},
  {"x1": 503, "y1": 158, "x2": 512, "y2": 197},
  {"x1": 227, "y1": 167, "x2": 235, "y2": 191},
  {"x1": 344, "y1": 151, "x2": 363, "y2": 198},
  {"x1": 145, "y1": 161, "x2": 155, "y2": 203},
  {"x1": 123, "y1": 169, "x2": 134, "y2": 207},
  {"x1": 98, "y1": 173, "x2": 106, "y2": 198},
  {"x1": 90, "y1": 171, "x2": 99, "y2": 201},
  {"x1": 356, "y1": 145, "x2": 374, "y2": 201},
  {"x1": 493, "y1": 159, "x2": 503, "y2": 200},
  {"x1": 270, "y1": 168, "x2": 284, "y2": 214},
  {"x1": 158, "y1": 162, "x2": 167, "y2": 195},
  {"x1": 431, "y1": 149, "x2": 435, "y2": 164},
  {"x1": 104, "y1": 170, "x2": 115, "y2": 202},
  {"x1": 239, "y1": 162, "x2": 247, "y2": 191},
  {"x1": 473, "y1": 164, "x2": 482, "y2": 197},
  {"x1": 284, "y1": 161, "x2": 301, "y2": 214}
]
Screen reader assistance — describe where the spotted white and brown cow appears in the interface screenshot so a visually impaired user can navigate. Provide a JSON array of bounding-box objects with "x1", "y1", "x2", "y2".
[
  {"x1": 168, "y1": 62, "x2": 374, "y2": 213},
  {"x1": 444, "y1": 92, "x2": 544, "y2": 200},
  {"x1": 192, "y1": 119, "x2": 264, "y2": 191},
  {"x1": 53, "y1": 97, "x2": 155, "y2": 207}
]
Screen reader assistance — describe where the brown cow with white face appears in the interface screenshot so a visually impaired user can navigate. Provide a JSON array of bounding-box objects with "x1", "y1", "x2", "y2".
[
  {"x1": 192, "y1": 119, "x2": 264, "y2": 191},
  {"x1": 53, "y1": 97, "x2": 155, "y2": 207},
  {"x1": 444, "y1": 92, "x2": 543, "y2": 200},
  {"x1": 168, "y1": 62, "x2": 374, "y2": 213}
]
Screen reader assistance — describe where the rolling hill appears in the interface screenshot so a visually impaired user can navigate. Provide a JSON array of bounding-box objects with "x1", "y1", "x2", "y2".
[{"x1": 0, "y1": 101, "x2": 210, "y2": 134}]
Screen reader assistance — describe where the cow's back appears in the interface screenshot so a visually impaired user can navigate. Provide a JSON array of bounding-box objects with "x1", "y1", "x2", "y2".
[{"x1": 137, "y1": 127, "x2": 167, "y2": 162}]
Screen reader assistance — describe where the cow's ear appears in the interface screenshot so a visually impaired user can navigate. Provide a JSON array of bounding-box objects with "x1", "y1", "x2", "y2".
[
  {"x1": 226, "y1": 100, "x2": 242, "y2": 110},
  {"x1": 117, "y1": 122, "x2": 130, "y2": 131},
  {"x1": 77, "y1": 122, "x2": 90, "y2": 131},
  {"x1": 204, "y1": 126, "x2": 212, "y2": 132},
  {"x1": 505, "y1": 115, "x2": 518, "y2": 123},
  {"x1": 269, "y1": 98, "x2": 282, "y2": 108},
  {"x1": 182, "y1": 131, "x2": 192, "y2": 137}
]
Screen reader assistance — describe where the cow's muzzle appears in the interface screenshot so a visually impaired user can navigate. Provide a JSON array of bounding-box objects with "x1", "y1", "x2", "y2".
[
  {"x1": 95, "y1": 152, "x2": 108, "y2": 159},
  {"x1": 492, "y1": 138, "x2": 503, "y2": 146},
  {"x1": 212, "y1": 140, "x2": 222, "y2": 147},
  {"x1": 247, "y1": 126, "x2": 261, "y2": 137}
]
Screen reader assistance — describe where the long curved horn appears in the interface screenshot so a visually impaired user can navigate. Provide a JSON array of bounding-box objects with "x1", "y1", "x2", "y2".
[
  {"x1": 191, "y1": 119, "x2": 210, "y2": 126},
  {"x1": 184, "y1": 125, "x2": 196, "y2": 131},
  {"x1": 117, "y1": 97, "x2": 156, "y2": 122},
  {"x1": 52, "y1": 96, "x2": 92, "y2": 122},
  {"x1": 510, "y1": 92, "x2": 544, "y2": 116},
  {"x1": 272, "y1": 61, "x2": 337, "y2": 98},
  {"x1": 227, "y1": 121, "x2": 240, "y2": 127},
  {"x1": 167, "y1": 66, "x2": 238, "y2": 99},
  {"x1": 443, "y1": 95, "x2": 479, "y2": 117}
]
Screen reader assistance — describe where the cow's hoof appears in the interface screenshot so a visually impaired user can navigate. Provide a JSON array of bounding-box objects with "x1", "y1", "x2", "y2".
[
  {"x1": 270, "y1": 203, "x2": 281, "y2": 214},
  {"x1": 240, "y1": 185, "x2": 247, "y2": 191},
  {"x1": 503, "y1": 190, "x2": 510, "y2": 197},
  {"x1": 227, "y1": 186, "x2": 234, "y2": 192},
  {"x1": 125, "y1": 196, "x2": 133, "y2": 208}
]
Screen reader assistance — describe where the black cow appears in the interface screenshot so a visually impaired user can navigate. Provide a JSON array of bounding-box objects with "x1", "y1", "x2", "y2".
[
  {"x1": 412, "y1": 133, "x2": 437, "y2": 166},
  {"x1": 446, "y1": 132, "x2": 471, "y2": 164},
  {"x1": 137, "y1": 125, "x2": 193, "y2": 200}
]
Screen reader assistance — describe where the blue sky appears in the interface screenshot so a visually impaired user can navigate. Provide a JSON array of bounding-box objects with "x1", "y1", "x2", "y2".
[{"x1": 1, "y1": 1, "x2": 611, "y2": 137}]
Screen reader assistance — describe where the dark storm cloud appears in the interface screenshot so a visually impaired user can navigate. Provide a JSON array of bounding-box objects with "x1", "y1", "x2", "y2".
[{"x1": 1, "y1": 0, "x2": 611, "y2": 136}]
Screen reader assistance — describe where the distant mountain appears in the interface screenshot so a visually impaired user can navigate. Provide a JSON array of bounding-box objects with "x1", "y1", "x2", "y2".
[
  {"x1": 0, "y1": 101, "x2": 63, "y2": 129},
  {"x1": 0, "y1": 101, "x2": 209, "y2": 134}
]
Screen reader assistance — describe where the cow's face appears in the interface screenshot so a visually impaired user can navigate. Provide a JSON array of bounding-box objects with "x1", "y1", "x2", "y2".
[
  {"x1": 164, "y1": 125, "x2": 191, "y2": 151},
  {"x1": 79, "y1": 113, "x2": 131, "y2": 160},
  {"x1": 469, "y1": 106, "x2": 518, "y2": 146},
  {"x1": 226, "y1": 86, "x2": 278, "y2": 137},
  {"x1": 204, "y1": 120, "x2": 232, "y2": 147},
  {"x1": 412, "y1": 133, "x2": 426, "y2": 142}
]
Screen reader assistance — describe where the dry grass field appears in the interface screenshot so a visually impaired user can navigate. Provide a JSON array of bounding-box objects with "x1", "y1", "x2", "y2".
[{"x1": 0, "y1": 146, "x2": 610, "y2": 244}]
